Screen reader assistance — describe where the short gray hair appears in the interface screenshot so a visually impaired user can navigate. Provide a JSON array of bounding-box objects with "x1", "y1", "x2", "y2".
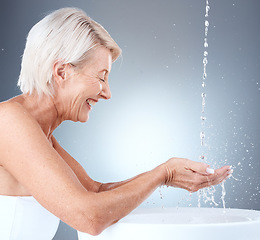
[{"x1": 18, "y1": 7, "x2": 122, "y2": 96}]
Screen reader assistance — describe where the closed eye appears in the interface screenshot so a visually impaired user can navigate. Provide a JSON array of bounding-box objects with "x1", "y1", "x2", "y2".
[{"x1": 100, "y1": 78, "x2": 105, "y2": 82}]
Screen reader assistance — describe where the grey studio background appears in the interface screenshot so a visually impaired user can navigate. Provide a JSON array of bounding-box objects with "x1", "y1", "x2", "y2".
[{"x1": 1, "y1": 0, "x2": 259, "y2": 239}]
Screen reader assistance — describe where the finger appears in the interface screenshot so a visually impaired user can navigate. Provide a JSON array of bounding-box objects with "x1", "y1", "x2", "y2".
[
  {"x1": 199, "y1": 167, "x2": 231, "y2": 188},
  {"x1": 209, "y1": 172, "x2": 229, "y2": 186},
  {"x1": 213, "y1": 168, "x2": 232, "y2": 185},
  {"x1": 216, "y1": 165, "x2": 231, "y2": 174},
  {"x1": 206, "y1": 165, "x2": 231, "y2": 181},
  {"x1": 190, "y1": 165, "x2": 231, "y2": 190},
  {"x1": 187, "y1": 161, "x2": 211, "y2": 176},
  {"x1": 199, "y1": 164, "x2": 231, "y2": 176}
]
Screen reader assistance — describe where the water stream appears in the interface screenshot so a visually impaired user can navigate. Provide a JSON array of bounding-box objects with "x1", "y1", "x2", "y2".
[{"x1": 197, "y1": 0, "x2": 226, "y2": 209}]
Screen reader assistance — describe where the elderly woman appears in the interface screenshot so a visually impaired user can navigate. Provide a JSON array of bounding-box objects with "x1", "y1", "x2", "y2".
[{"x1": 0, "y1": 7, "x2": 231, "y2": 239}]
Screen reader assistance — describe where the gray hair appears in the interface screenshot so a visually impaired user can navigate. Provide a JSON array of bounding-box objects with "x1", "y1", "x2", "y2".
[{"x1": 18, "y1": 7, "x2": 122, "y2": 96}]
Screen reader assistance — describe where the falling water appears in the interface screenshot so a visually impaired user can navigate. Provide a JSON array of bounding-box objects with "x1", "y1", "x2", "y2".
[
  {"x1": 200, "y1": 0, "x2": 210, "y2": 152},
  {"x1": 197, "y1": 0, "x2": 226, "y2": 209}
]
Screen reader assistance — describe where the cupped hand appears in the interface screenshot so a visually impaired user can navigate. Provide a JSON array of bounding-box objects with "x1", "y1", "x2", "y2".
[{"x1": 162, "y1": 158, "x2": 231, "y2": 192}]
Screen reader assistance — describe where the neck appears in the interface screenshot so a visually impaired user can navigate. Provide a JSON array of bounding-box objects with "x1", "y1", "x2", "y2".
[{"x1": 14, "y1": 93, "x2": 63, "y2": 138}]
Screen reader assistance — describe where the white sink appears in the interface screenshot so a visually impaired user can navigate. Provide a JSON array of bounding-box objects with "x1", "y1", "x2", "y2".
[{"x1": 78, "y1": 207, "x2": 260, "y2": 240}]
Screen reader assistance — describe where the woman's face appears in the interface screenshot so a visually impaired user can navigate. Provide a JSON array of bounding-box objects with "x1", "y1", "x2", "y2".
[{"x1": 58, "y1": 47, "x2": 113, "y2": 122}]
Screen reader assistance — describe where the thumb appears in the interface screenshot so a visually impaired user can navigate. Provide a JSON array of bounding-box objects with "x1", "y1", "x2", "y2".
[{"x1": 189, "y1": 161, "x2": 213, "y2": 175}]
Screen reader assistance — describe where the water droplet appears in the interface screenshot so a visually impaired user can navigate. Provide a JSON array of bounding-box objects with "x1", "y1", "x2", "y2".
[
  {"x1": 201, "y1": 93, "x2": 206, "y2": 98},
  {"x1": 203, "y1": 57, "x2": 208, "y2": 65},
  {"x1": 200, "y1": 131, "x2": 205, "y2": 139},
  {"x1": 205, "y1": 20, "x2": 209, "y2": 27},
  {"x1": 202, "y1": 82, "x2": 206, "y2": 87},
  {"x1": 204, "y1": 51, "x2": 208, "y2": 57},
  {"x1": 205, "y1": 27, "x2": 209, "y2": 36},
  {"x1": 201, "y1": 116, "x2": 206, "y2": 121},
  {"x1": 204, "y1": 42, "x2": 208, "y2": 48},
  {"x1": 202, "y1": 98, "x2": 206, "y2": 106}
]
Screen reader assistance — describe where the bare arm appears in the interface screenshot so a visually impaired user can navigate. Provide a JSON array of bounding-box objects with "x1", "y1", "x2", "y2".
[
  {"x1": 51, "y1": 136, "x2": 149, "y2": 193},
  {"x1": 0, "y1": 103, "x2": 230, "y2": 235},
  {"x1": 98, "y1": 158, "x2": 230, "y2": 193},
  {"x1": 51, "y1": 136, "x2": 102, "y2": 192},
  {"x1": 0, "y1": 103, "x2": 164, "y2": 235},
  {"x1": 52, "y1": 136, "x2": 152, "y2": 193},
  {"x1": 52, "y1": 137, "x2": 227, "y2": 194},
  {"x1": 53, "y1": 135, "x2": 231, "y2": 195}
]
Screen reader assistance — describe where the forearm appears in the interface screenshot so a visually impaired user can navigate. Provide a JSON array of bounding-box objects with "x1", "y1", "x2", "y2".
[
  {"x1": 63, "y1": 158, "x2": 230, "y2": 235},
  {"x1": 98, "y1": 175, "x2": 145, "y2": 192},
  {"x1": 80, "y1": 165, "x2": 165, "y2": 234},
  {"x1": 98, "y1": 165, "x2": 167, "y2": 193}
]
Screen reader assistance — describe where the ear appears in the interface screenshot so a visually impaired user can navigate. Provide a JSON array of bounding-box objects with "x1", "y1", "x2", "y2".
[{"x1": 52, "y1": 60, "x2": 71, "y2": 87}]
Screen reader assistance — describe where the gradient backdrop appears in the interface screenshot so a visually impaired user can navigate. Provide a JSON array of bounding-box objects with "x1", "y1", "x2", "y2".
[{"x1": 1, "y1": 0, "x2": 259, "y2": 239}]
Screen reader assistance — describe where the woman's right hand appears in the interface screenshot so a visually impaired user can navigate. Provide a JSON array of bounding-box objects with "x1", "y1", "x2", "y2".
[{"x1": 161, "y1": 157, "x2": 231, "y2": 192}]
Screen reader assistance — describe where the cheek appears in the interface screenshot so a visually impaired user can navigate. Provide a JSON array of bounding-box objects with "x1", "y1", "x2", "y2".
[{"x1": 87, "y1": 79, "x2": 102, "y2": 95}]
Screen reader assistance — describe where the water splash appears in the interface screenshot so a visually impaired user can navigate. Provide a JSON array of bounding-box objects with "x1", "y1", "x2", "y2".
[{"x1": 198, "y1": 187, "x2": 219, "y2": 208}]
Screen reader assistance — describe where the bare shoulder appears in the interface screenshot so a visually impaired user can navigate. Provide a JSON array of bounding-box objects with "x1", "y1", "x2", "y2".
[
  {"x1": 0, "y1": 100, "x2": 89, "y2": 225},
  {"x1": 0, "y1": 99, "x2": 85, "y2": 196},
  {"x1": 0, "y1": 100, "x2": 42, "y2": 134},
  {"x1": 0, "y1": 101, "x2": 44, "y2": 167},
  {"x1": 0, "y1": 100, "x2": 38, "y2": 125}
]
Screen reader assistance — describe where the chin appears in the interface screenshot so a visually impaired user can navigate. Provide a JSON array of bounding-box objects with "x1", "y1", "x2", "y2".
[
  {"x1": 76, "y1": 105, "x2": 90, "y2": 123},
  {"x1": 78, "y1": 114, "x2": 89, "y2": 123}
]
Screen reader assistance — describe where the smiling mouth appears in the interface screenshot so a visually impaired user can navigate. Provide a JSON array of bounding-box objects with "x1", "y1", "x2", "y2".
[{"x1": 86, "y1": 99, "x2": 97, "y2": 107}]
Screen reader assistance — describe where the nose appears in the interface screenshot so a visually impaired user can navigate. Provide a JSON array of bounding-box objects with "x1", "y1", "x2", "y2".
[{"x1": 99, "y1": 81, "x2": 112, "y2": 100}]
